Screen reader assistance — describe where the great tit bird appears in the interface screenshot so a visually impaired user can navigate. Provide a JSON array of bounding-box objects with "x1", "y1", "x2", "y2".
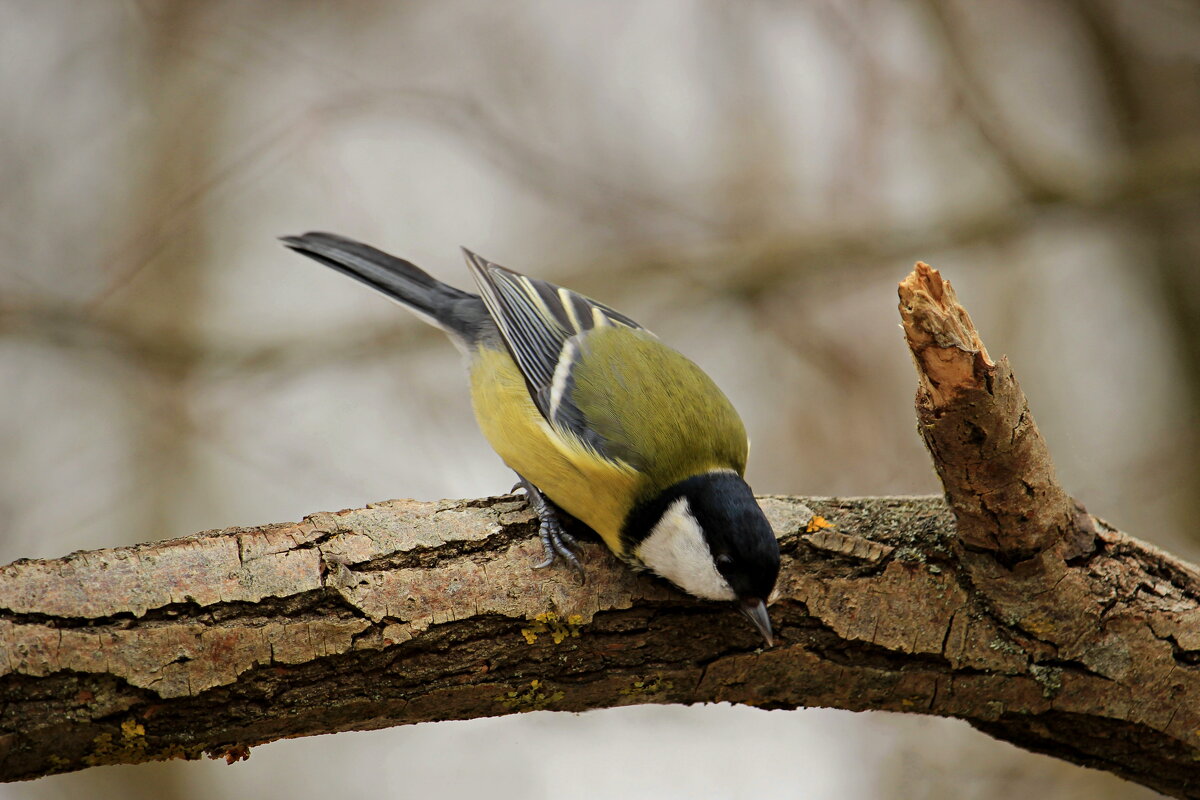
[{"x1": 282, "y1": 233, "x2": 780, "y2": 644}]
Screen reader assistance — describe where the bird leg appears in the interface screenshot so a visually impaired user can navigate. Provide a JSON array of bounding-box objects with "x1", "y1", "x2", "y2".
[{"x1": 515, "y1": 475, "x2": 584, "y2": 579}]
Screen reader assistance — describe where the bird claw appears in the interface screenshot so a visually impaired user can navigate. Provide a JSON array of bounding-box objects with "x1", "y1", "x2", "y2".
[
  {"x1": 517, "y1": 475, "x2": 586, "y2": 583},
  {"x1": 535, "y1": 523, "x2": 584, "y2": 577}
]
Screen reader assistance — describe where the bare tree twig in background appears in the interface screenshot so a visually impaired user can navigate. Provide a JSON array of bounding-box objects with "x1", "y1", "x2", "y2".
[{"x1": 6, "y1": 134, "x2": 1197, "y2": 376}]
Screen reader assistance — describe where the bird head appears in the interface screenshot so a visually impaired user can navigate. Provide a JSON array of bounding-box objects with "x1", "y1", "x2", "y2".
[{"x1": 632, "y1": 471, "x2": 780, "y2": 645}]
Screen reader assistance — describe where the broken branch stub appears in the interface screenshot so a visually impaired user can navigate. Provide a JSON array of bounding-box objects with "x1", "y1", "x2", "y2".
[{"x1": 898, "y1": 262, "x2": 1079, "y2": 562}]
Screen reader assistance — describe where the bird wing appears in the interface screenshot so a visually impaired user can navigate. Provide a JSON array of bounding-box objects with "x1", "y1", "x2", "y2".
[
  {"x1": 463, "y1": 249, "x2": 747, "y2": 482},
  {"x1": 462, "y1": 248, "x2": 645, "y2": 458}
]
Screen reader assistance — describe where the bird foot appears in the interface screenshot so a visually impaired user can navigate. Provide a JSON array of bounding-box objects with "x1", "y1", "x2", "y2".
[{"x1": 516, "y1": 475, "x2": 585, "y2": 582}]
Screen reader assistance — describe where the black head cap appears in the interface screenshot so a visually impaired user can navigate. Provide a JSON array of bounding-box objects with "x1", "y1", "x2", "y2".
[
  {"x1": 684, "y1": 472, "x2": 781, "y2": 603},
  {"x1": 627, "y1": 471, "x2": 781, "y2": 645}
]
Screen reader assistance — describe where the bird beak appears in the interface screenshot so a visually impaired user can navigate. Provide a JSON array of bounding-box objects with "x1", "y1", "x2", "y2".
[{"x1": 738, "y1": 598, "x2": 774, "y2": 647}]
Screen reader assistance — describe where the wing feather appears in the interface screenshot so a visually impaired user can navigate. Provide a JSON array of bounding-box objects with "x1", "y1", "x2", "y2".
[{"x1": 462, "y1": 248, "x2": 643, "y2": 456}]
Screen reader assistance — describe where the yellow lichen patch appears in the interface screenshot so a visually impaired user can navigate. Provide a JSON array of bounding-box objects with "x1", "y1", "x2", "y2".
[
  {"x1": 496, "y1": 679, "x2": 564, "y2": 711},
  {"x1": 805, "y1": 515, "x2": 833, "y2": 533},
  {"x1": 157, "y1": 744, "x2": 206, "y2": 762},
  {"x1": 84, "y1": 717, "x2": 148, "y2": 766},
  {"x1": 620, "y1": 673, "x2": 674, "y2": 696},
  {"x1": 520, "y1": 612, "x2": 584, "y2": 644}
]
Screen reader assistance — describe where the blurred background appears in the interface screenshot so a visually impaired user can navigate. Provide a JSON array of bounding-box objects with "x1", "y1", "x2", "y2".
[{"x1": 2, "y1": 1, "x2": 1197, "y2": 798}]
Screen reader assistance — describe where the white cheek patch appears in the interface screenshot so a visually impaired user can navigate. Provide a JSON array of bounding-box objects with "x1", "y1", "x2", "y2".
[{"x1": 635, "y1": 498, "x2": 735, "y2": 601}]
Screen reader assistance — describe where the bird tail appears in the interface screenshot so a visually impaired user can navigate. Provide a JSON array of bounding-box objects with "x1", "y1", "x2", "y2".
[{"x1": 281, "y1": 232, "x2": 487, "y2": 346}]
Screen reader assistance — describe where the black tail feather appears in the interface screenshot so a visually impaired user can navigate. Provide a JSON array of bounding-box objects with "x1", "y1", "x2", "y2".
[{"x1": 282, "y1": 232, "x2": 487, "y2": 344}]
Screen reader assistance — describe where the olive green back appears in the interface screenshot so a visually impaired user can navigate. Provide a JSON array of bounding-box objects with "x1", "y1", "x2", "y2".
[{"x1": 568, "y1": 326, "x2": 748, "y2": 500}]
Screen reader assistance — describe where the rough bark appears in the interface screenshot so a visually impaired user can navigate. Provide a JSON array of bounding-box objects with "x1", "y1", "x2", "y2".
[
  {"x1": 0, "y1": 264, "x2": 1197, "y2": 798},
  {"x1": 896, "y1": 263, "x2": 1200, "y2": 797},
  {"x1": 899, "y1": 262, "x2": 1077, "y2": 562},
  {"x1": 1, "y1": 494, "x2": 1198, "y2": 795}
]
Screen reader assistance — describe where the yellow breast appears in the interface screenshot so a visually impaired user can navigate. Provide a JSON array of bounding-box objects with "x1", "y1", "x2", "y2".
[{"x1": 468, "y1": 345, "x2": 641, "y2": 553}]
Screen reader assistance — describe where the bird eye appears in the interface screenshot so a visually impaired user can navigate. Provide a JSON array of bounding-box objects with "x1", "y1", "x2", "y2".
[{"x1": 715, "y1": 553, "x2": 734, "y2": 571}]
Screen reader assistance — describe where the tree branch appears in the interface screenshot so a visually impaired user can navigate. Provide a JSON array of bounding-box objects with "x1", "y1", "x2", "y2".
[
  {"x1": 2, "y1": 266, "x2": 1199, "y2": 798},
  {"x1": 899, "y1": 262, "x2": 1076, "y2": 560}
]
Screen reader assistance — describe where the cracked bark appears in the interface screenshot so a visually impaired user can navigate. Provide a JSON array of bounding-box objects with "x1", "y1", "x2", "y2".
[{"x1": 1, "y1": 266, "x2": 1198, "y2": 798}]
